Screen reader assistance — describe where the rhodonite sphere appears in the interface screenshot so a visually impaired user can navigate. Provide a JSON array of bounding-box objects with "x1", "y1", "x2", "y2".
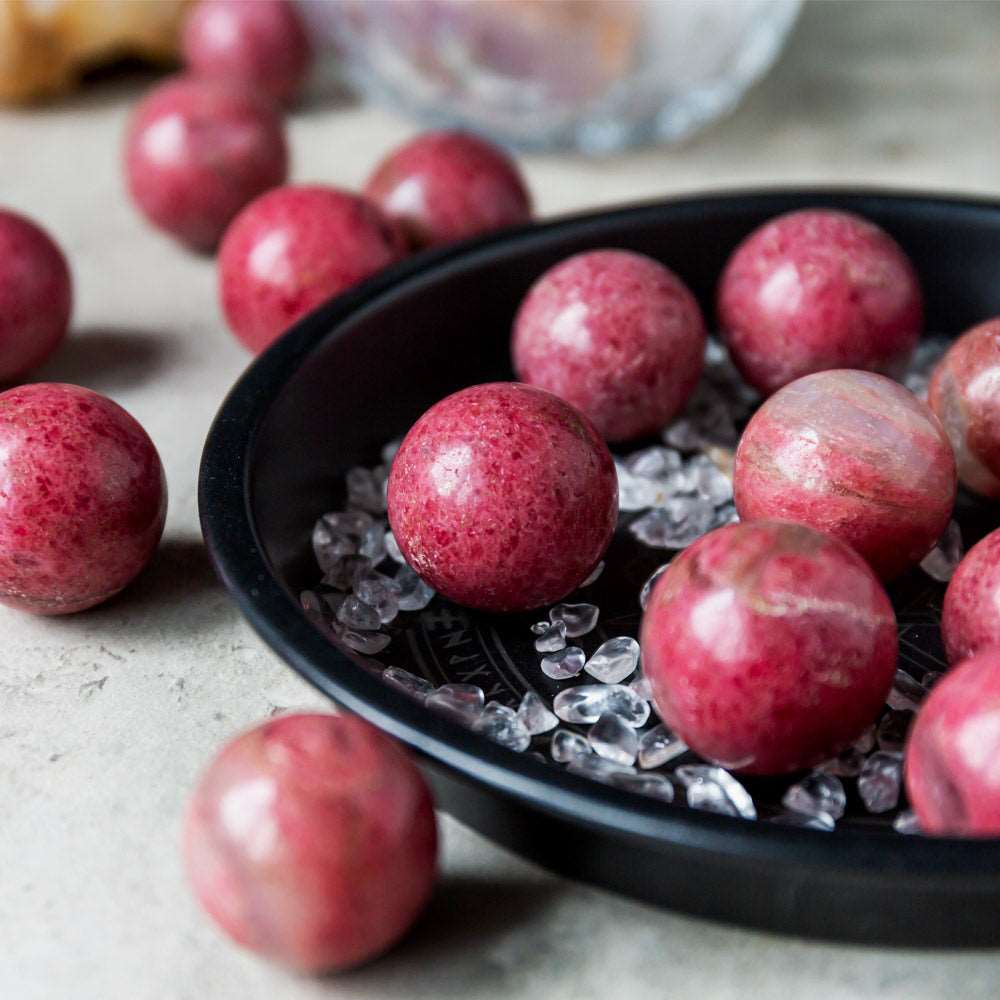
[
  {"x1": 928, "y1": 318, "x2": 1000, "y2": 497},
  {"x1": 512, "y1": 249, "x2": 706, "y2": 442},
  {"x1": 717, "y1": 208, "x2": 923, "y2": 395},
  {"x1": 734, "y1": 369, "x2": 956, "y2": 579},
  {"x1": 387, "y1": 382, "x2": 618, "y2": 611},
  {"x1": 183, "y1": 713, "x2": 438, "y2": 972},
  {"x1": 641, "y1": 520, "x2": 898, "y2": 775},
  {"x1": 364, "y1": 130, "x2": 531, "y2": 249},
  {"x1": 905, "y1": 649, "x2": 1000, "y2": 836},
  {"x1": 942, "y1": 527, "x2": 1000, "y2": 664}
]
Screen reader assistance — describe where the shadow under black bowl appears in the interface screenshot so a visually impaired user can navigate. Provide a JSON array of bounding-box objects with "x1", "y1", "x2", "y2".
[{"x1": 199, "y1": 190, "x2": 1000, "y2": 947}]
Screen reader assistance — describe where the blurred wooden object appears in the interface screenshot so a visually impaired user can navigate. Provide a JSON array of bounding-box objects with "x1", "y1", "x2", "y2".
[{"x1": 0, "y1": 0, "x2": 189, "y2": 103}]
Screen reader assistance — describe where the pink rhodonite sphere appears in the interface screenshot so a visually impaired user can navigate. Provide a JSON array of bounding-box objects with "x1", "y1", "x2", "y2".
[
  {"x1": 0, "y1": 383, "x2": 167, "y2": 614},
  {"x1": 0, "y1": 209, "x2": 71, "y2": 380},
  {"x1": 183, "y1": 713, "x2": 438, "y2": 972},
  {"x1": 717, "y1": 208, "x2": 923, "y2": 395},
  {"x1": 511, "y1": 249, "x2": 706, "y2": 442},
  {"x1": 218, "y1": 185, "x2": 405, "y2": 353},
  {"x1": 733, "y1": 369, "x2": 956, "y2": 580},
  {"x1": 928, "y1": 318, "x2": 1000, "y2": 498},
  {"x1": 364, "y1": 130, "x2": 532, "y2": 249},
  {"x1": 905, "y1": 649, "x2": 1000, "y2": 836},
  {"x1": 124, "y1": 75, "x2": 288, "y2": 251},
  {"x1": 387, "y1": 382, "x2": 618, "y2": 612},
  {"x1": 942, "y1": 528, "x2": 1000, "y2": 664},
  {"x1": 182, "y1": 0, "x2": 311, "y2": 105},
  {"x1": 641, "y1": 520, "x2": 898, "y2": 775}
]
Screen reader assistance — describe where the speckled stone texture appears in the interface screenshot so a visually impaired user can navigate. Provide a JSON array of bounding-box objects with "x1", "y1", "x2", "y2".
[
  {"x1": 0, "y1": 209, "x2": 71, "y2": 380},
  {"x1": 512, "y1": 249, "x2": 706, "y2": 442},
  {"x1": 124, "y1": 75, "x2": 288, "y2": 252},
  {"x1": 641, "y1": 520, "x2": 898, "y2": 775},
  {"x1": 0, "y1": 383, "x2": 167, "y2": 613},
  {"x1": 929, "y1": 318, "x2": 1000, "y2": 497},
  {"x1": 905, "y1": 649, "x2": 1000, "y2": 836},
  {"x1": 942, "y1": 527, "x2": 1000, "y2": 664},
  {"x1": 734, "y1": 369, "x2": 956, "y2": 580},
  {"x1": 364, "y1": 130, "x2": 532, "y2": 249},
  {"x1": 182, "y1": 0, "x2": 311, "y2": 105},
  {"x1": 717, "y1": 208, "x2": 923, "y2": 395},
  {"x1": 218, "y1": 184, "x2": 405, "y2": 353},
  {"x1": 387, "y1": 382, "x2": 617, "y2": 611}
]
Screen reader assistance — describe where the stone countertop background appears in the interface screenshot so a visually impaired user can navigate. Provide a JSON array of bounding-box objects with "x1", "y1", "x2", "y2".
[{"x1": 3, "y1": 2, "x2": 999, "y2": 998}]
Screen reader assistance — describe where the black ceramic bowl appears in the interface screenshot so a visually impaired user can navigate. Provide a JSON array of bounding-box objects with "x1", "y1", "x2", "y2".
[{"x1": 200, "y1": 190, "x2": 1000, "y2": 947}]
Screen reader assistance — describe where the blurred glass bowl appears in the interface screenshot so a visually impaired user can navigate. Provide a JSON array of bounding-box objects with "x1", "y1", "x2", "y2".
[{"x1": 300, "y1": 0, "x2": 801, "y2": 154}]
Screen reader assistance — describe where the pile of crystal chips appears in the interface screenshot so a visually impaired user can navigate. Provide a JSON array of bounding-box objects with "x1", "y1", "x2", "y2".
[{"x1": 300, "y1": 339, "x2": 962, "y2": 835}]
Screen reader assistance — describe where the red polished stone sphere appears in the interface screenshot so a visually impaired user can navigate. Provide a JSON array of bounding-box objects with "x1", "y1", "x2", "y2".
[
  {"x1": 124, "y1": 75, "x2": 288, "y2": 251},
  {"x1": 218, "y1": 184, "x2": 405, "y2": 353},
  {"x1": 511, "y1": 249, "x2": 706, "y2": 442},
  {"x1": 184, "y1": 713, "x2": 438, "y2": 972},
  {"x1": 734, "y1": 369, "x2": 956, "y2": 580},
  {"x1": 928, "y1": 318, "x2": 1000, "y2": 498},
  {"x1": 942, "y1": 528, "x2": 1000, "y2": 664},
  {"x1": 717, "y1": 208, "x2": 923, "y2": 395},
  {"x1": 0, "y1": 383, "x2": 166, "y2": 614},
  {"x1": 905, "y1": 649, "x2": 1000, "y2": 836},
  {"x1": 0, "y1": 209, "x2": 71, "y2": 380},
  {"x1": 182, "y1": 0, "x2": 311, "y2": 105},
  {"x1": 387, "y1": 382, "x2": 617, "y2": 611},
  {"x1": 641, "y1": 520, "x2": 898, "y2": 775},
  {"x1": 364, "y1": 130, "x2": 532, "y2": 249}
]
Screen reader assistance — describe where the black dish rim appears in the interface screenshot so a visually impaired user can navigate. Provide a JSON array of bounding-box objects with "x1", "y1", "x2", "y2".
[{"x1": 199, "y1": 188, "x2": 1000, "y2": 937}]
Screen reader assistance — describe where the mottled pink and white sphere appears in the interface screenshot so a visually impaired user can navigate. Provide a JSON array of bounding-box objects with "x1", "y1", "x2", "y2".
[
  {"x1": 928, "y1": 318, "x2": 1000, "y2": 498},
  {"x1": 717, "y1": 208, "x2": 923, "y2": 395},
  {"x1": 183, "y1": 713, "x2": 438, "y2": 972},
  {"x1": 182, "y1": 0, "x2": 311, "y2": 105},
  {"x1": 364, "y1": 130, "x2": 532, "y2": 250},
  {"x1": 641, "y1": 520, "x2": 898, "y2": 775},
  {"x1": 218, "y1": 185, "x2": 405, "y2": 353},
  {"x1": 905, "y1": 649, "x2": 1000, "y2": 836},
  {"x1": 942, "y1": 528, "x2": 1000, "y2": 664},
  {"x1": 0, "y1": 383, "x2": 166, "y2": 614},
  {"x1": 387, "y1": 382, "x2": 617, "y2": 612},
  {"x1": 734, "y1": 369, "x2": 956, "y2": 580},
  {"x1": 511, "y1": 249, "x2": 706, "y2": 442},
  {"x1": 124, "y1": 75, "x2": 288, "y2": 251},
  {"x1": 0, "y1": 209, "x2": 71, "y2": 380}
]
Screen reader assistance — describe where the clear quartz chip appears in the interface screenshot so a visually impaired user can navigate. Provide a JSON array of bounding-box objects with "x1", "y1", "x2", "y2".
[
  {"x1": 312, "y1": 520, "x2": 357, "y2": 572},
  {"x1": 516, "y1": 690, "x2": 559, "y2": 735},
  {"x1": 629, "y1": 674, "x2": 653, "y2": 702},
  {"x1": 566, "y1": 754, "x2": 636, "y2": 784},
  {"x1": 394, "y1": 565, "x2": 435, "y2": 610},
  {"x1": 887, "y1": 669, "x2": 926, "y2": 712},
  {"x1": 550, "y1": 729, "x2": 591, "y2": 763},
  {"x1": 380, "y1": 438, "x2": 402, "y2": 465},
  {"x1": 877, "y1": 709, "x2": 914, "y2": 752},
  {"x1": 336, "y1": 595, "x2": 381, "y2": 631},
  {"x1": 340, "y1": 629, "x2": 391, "y2": 655},
  {"x1": 358, "y1": 523, "x2": 387, "y2": 563},
  {"x1": 588, "y1": 711, "x2": 639, "y2": 765},
  {"x1": 384, "y1": 530, "x2": 405, "y2": 564},
  {"x1": 530, "y1": 621, "x2": 548, "y2": 635},
  {"x1": 858, "y1": 751, "x2": 903, "y2": 813},
  {"x1": 629, "y1": 498, "x2": 714, "y2": 550},
  {"x1": 638, "y1": 724, "x2": 687, "y2": 769},
  {"x1": 853, "y1": 724, "x2": 876, "y2": 754},
  {"x1": 608, "y1": 770, "x2": 675, "y2": 802},
  {"x1": 639, "y1": 564, "x2": 670, "y2": 610},
  {"x1": 687, "y1": 454, "x2": 734, "y2": 505},
  {"x1": 549, "y1": 602, "x2": 600, "y2": 637},
  {"x1": 534, "y1": 619, "x2": 567, "y2": 653},
  {"x1": 625, "y1": 446, "x2": 683, "y2": 479},
  {"x1": 382, "y1": 666, "x2": 433, "y2": 699},
  {"x1": 675, "y1": 765, "x2": 756, "y2": 820},
  {"x1": 553, "y1": 684, "x2": 650, "y2": 727},
  {"x1": 920, "y1": 520, "x2": 963, "y2": 582},
  {"x1": 584, "y1": 637, "x2": 640, "y2": 684},
  {"x1": 579, "y1": 561, "x2": 605, "y2": 588},
  {"x1": 426, "y1": 683, "x2": 485, "y2": 726},
  {"x1": 782, "y1": 772, "x2": 847, "y2": 820},
  {"x1": 893, "y1": 809, "x2": 922, "y2": 835},
  {"x1": 473, "y1": 701, "x2": 531, "y2": 752},
  {"x1": 770, "y1": 809, "x2": 835, "y2": 831},
  {"x1": 816, "y1": 746, "x2": 866, "y2": 778},
  {"x1": 616, "y1": 462, "x2": 659, "y2": 512},
  {"x1": 540, "y1": 646, "x2": 585, "y2": 680},
  {"x1": 319, "y1": 510, "x2": 375, "y2": 538},
  {"x1": 346, "y1": 466, "x2": 386, "y2": 513},
  {"x1": 322, "y1": 554, "x2": 372, "y2": 591},
  {"x1": 354, "y1": 574, "x2": 399, "y2": 624}
]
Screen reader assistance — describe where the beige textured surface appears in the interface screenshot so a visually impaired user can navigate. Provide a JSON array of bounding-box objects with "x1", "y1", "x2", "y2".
[{"x1": 3, "y1": 3, "x2": 1000, "y2": 998}]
